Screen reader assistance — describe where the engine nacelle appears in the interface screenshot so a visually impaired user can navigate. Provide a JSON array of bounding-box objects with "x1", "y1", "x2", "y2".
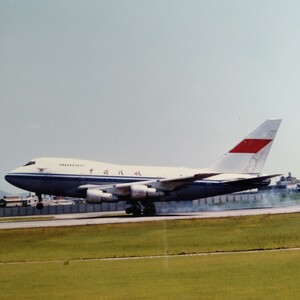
[
  {"x1": 86, "y1": 189, "x2": 118, "y2": 204},
  {"x1": 131, "y1": 185, "x2": 164, "y2": 199}
]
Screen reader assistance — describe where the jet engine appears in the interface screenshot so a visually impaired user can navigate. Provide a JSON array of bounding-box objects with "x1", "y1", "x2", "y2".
[
  {"x1": 86, "y1": 189, "x2": 118, "y2": 204},
  {"x1": 131, "y1": 185, "x2": 164, "y2": 199}
]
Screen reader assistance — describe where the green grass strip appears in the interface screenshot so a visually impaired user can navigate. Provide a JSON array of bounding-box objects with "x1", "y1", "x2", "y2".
[
  {"x1": 1, "y1": 251, "x2": 300, "y2": 299},
  {"x1": 0, "y1": 213, "x2": 299, "y2": 263}
]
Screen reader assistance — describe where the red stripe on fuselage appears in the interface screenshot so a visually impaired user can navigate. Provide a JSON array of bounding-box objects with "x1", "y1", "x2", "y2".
[{"x1": 229, "y1": 139, "x2": 272, "y2": 153}]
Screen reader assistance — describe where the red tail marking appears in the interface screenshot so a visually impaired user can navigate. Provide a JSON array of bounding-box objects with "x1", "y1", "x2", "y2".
[{"x1": 229, "y1": 139, "x2": 272, "y2": 154}]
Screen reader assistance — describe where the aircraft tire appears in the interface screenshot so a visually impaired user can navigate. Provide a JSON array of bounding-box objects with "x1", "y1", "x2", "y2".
[
  {"x1": 132, "y1": 207, "x2": 142, "y2": 217},
  {"x1": 125, "y1": 207, "x2": 133, "y2": 214},
  {"x1": 142, "y1": 207, "x2": 156, "y2": 216},
  {"x1": 36, "y1": 202, "x2": 44, "y2": 210}
]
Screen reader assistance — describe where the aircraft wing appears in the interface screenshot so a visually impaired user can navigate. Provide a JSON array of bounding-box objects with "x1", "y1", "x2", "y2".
[
  {"x1": 154, "y1": 173, "x2": 220, "y2": 190},
  {"x1": 160, "y1": 173, "x2": 220, "y2": 182},
  {"x1": 78, "y1": 172, "x2": 219, "y2": 196}
]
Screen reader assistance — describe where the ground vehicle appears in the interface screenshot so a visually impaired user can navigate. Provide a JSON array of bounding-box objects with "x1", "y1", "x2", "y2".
[{"x1": 0, "y1": 195, "x2": 23, "y2": 207}]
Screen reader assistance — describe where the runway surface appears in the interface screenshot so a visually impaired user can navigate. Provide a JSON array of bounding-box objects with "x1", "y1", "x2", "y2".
[{"x1": 1, "y1": 205, "x2": 300, "y2": 230}]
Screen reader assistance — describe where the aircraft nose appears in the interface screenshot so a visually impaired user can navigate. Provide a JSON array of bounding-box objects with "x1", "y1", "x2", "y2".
[
  {"x1": 5, "y1": 172, "x2": 14, "y2": 184},
  {"x1": 5, "y1": 168, "x2": 26, "y2": 190},
  {"x1": 5, "y1": 167, "x2": 21, "y2": 185}
]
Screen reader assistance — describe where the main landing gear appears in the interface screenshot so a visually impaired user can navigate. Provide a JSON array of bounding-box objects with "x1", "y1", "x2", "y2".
[
  {"x1": 36, "y1": 194, "x2": 44, "y2": 210},
  {"x1": 125, "y1": 202, "x2": 156, "y2": 217}
]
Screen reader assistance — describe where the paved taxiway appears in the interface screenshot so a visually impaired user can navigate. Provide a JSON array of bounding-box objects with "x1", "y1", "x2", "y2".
[{"x1": 1, "y1": 205, "x2": 300, "y2": 230}]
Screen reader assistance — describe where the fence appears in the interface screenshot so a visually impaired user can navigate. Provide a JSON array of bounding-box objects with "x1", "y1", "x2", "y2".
[{"x1": 0, "y1": 192, "x2": 267, "y2": 218}]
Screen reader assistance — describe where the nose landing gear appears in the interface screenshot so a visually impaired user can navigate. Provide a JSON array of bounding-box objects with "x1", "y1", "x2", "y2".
[{"x1": 36, "y1": 194, "x2": 44, "y2": 210}]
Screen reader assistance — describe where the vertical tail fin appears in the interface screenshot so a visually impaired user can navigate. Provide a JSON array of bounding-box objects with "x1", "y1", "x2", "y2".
[{"x1": 208, "y1": 119, "x2": 282, "y2": 174}]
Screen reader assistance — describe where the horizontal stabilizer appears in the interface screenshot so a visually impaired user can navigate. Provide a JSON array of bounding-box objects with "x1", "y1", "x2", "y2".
[{"x1": 222, "y1": 174, "x2": 281, "y2": 188}]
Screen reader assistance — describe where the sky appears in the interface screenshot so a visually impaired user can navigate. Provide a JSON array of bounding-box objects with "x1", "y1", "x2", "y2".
[{"x1": 1, "y1": 0, "x2": 300, "y2": 193}]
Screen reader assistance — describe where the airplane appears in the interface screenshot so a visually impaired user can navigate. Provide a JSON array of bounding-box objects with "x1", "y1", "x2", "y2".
[{"x1": 5, "y1": 119, "x2": 282, "y2": 216}]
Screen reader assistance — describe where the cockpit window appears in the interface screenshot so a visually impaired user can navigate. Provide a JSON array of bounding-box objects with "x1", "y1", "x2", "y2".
[{"x1": 23, "y1": 161, "x2": 36, "y2": 166}]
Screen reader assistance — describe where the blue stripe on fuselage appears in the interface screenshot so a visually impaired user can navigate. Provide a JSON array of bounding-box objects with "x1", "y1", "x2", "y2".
[{"x1": 6, "y1": 172, "x2": 218, "y2": 186}]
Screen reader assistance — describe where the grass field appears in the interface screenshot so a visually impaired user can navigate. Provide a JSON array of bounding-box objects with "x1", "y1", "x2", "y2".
[{"x1": 1, "y1": 213, "x2": 300, "y2": 299}]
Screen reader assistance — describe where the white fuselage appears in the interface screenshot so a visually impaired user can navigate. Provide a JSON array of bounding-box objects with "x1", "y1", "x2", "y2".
[{"x1": 5, "y1": 157, "x2": 261, "y2": 202}]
